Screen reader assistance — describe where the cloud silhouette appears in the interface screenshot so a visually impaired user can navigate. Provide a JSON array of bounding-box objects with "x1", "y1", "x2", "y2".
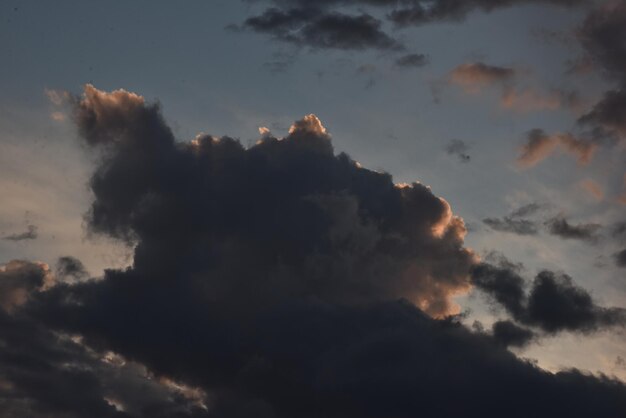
[{"x1": 2, "y1": 85, "x2": 625, "y2": 417}]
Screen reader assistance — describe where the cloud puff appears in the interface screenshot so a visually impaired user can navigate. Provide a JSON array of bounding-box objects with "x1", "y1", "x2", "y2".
[
  {"x1": 576, "y1": 2, "x2": 626, "y2": 143},
  {"x1": 482, "y1": 203, "x2": 544, "y2": 236},
  {"x1": 500, "y1": 88, "x2": 582, "y2": 113},
  {"x1": 491, "y1": 320, "x2": 535, "y2": 348},
  {"x1": 517, "y1": 129, "x2": 596, "y2": 168},
  {"x1": 387, "y1": 0, "x2": 584, "y2": 26},
  {"x1": 449, "y1": 62, "x2": 515, "y2": 93},
  {"x1": 545, "y1": 215, "x2": 601, "y2": 243},
  {"x1": 3, "y1": 224, "x2": 38, "y2": 241},
  {"x1": 579, "y1": 178, "x2": 604, "y2": 201},
  {"x1": 55, "y1": 256, "x2": 89, "y2": 282},
  {"x1": 472, "y1": 261, "x2": 626, "y2": 334},
  {"x1": 444, "y1": 139, "x2": 471, "y2": 163},
  {"x1": 394, "y1": 53, "x2": 429, "y2": 69},
  {"x1": 483, "y1": 217, "x2": 538, "y2": 235},
  {"x1": 0, "y1": 260, "x2": 50, "y2": 312},
  {"x1": 614, "y1": 249, "x2": 626, "y2": 268},
  {"x1": 241, "y1": 1, "x2": 585, "y2": 56},
  {"x1": 6, "y1": 85, "x2": 626, "y2": 417},
  {"x1": 243, "y1": 7, "x2": 404, "y2": 51}
]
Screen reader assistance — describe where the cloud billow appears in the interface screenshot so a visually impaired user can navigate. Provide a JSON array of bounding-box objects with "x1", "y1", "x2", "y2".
[
  {"x1": 472, "y1": 261, "x2": 626, "y2": 334},
  {"x1": 2, "y1": 85, "x2": 626, "y2": 417}
]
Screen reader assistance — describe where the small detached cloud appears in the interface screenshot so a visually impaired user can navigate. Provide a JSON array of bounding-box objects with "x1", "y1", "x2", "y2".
[
  {"x1": 243, "y1": 7, "x2": 404, "y2": 51},
  {"x1": 545, "y1": 215, "x2": 601, "y2": 243},
  {"x1": 482, "y1": 203, "x2": 543, "y2": 236},
  {"x1": 444, "y1": 139, "x2": 471, "y2": 163},
  {"x1": 579, "y1": 178, "x2": 604, "y2": 201},
  {"x1": 472, "y1": 260, "x2": 626, "y2": 334},
  {"x1": 449, "y1": 62, "x2": 515, "y2": 93},
  {"x1": 517, "y1": 129, "x2": 596, "y2": 168},
  {"x1": 394, "y1": 53, "x2": 428, "y2": 69},
  {"x1": 500, "y1": 88, "x2": 582, "y2": 113},
  {"x1": 3, "y1": 224, "x2": 38, "y2": 242},
  {"x1": 483, "y1": 217, "x2": 538, "y2": 235}
]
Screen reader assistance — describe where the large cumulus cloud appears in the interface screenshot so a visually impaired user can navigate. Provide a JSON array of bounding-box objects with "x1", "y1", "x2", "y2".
[
  {"x1": 68, "y1": 84, "x2": 475, "y2": 316},
  {"x1": 3, "y1": 85, "x2": 626, "y2": 417}
]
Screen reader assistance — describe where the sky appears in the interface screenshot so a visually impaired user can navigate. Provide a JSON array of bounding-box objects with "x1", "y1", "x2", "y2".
[{"x1": 1, "y1": 0, "x2": 626, "y2": 416}]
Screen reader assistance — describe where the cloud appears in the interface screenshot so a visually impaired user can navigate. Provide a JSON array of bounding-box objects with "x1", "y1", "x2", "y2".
[
  {"x1": 472, "y1": 261, "x2": 626, "y2": 334},
  {"x1": 68, "y1": 85, "x2": 474, "y2": 318},
  {"x1": 482, "y1": 203, "x2": 544, "y2": 236},
  {"x1": 5, "y1": 85, "x2": 626, "y2": 417},
  {"x1": 483, "y1": 217, "x2": 538, "y2": 235},
  {"x1": 491, "y1": 320, "x2": 535, "y2": 348},
  {"x1": 394, "y1": 53, "x2": 429, "y2": 69},
  {"x1": 517, "y1": 129, "x2": 596, "y2": 168},
  {"x1": 576, "y1": 2, "x2": 626, "y2": 143},
  {"x1": 444, "y1": 139, "x2": 471, "y2": 163},
  {"x1": 243, "y1": 7, "x2": 404, "y2": 51},
  {"x1": 55, "y1": 256, "x2": 89, "y2": 282},
  {"x1": 579, "y1": 178, "x2": 604, "y2": 201},
  {"x1": 500, "y1": 88, "x2": 582, "y2": 112},
  {"x1": 510, "y1": 202, "x2": 543, "y2": 218},
  {"x1": 614, "y1": 249, "x2": 626, "y2": 268},
  {"x1": 449, "y1": 62, "x2": 515, "y2": 93},
  {"x1": 545, "y1": 215, "x2": 601, "y2": 242},
  {"x1": 3, "y1": 224, "x2": 38, "y2": 241},
  {"x1": 387, "y1": 0, "x2": 585, "y2": 26},
  {"x1": 0, "y1": 261, "x2": 209, "y2": 417},
  {"x1": 579, "y1": 88, "x2": 626, "y2": 141},
  {"x1": 240, "y1": 0, "x2": 586, "y2": 56},
  {"x1": 618, "y1": 174, "x2": 626, "y2": 205},
  {"x1": 0, "y1": 260, "x2": 50, "y2": 312}
]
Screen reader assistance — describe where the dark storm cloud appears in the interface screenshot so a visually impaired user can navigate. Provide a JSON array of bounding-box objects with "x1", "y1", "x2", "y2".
[
  {"x1": 394, "y1": 53, "x2": 428, "y2": 69},
  {"x1": 491, "y1": 320, "x2": 535, "y2": 348},
  {"x1": 243, "y1": 7, "x2": 404, "y2": 51},
  {"x1": 472, "y1": 261, "x2": 626, "y2": 334},
  {"x1": 545, "y1": 215, "x2": 601, "y2": 242},
  {"x1": 6, "y1": 85, "x2": 626, "y2": 417},
  {"x1": 444, "y1": 139, "x2": 470, "y2": 163},
  {"x1": 3, "y1": 224, "x2": 38, "y2": 241},
  {"x1": 0, "y1": 262, "x2": 209, "y2": 418}
]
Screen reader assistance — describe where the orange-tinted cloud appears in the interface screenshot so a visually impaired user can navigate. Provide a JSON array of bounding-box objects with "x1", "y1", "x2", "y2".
[
  {"x1": 500, "y1": 88, "x2": 582, "y2": 113},
  {"x1": 449, "y1": 62, "x2": 515, "y2": 93},
  {"x1": 579, "y1": 179, "x2": 604, "y2": 201},
  {"x1": 517, "y1": 129, "x2": 597, "y2": 168}
]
